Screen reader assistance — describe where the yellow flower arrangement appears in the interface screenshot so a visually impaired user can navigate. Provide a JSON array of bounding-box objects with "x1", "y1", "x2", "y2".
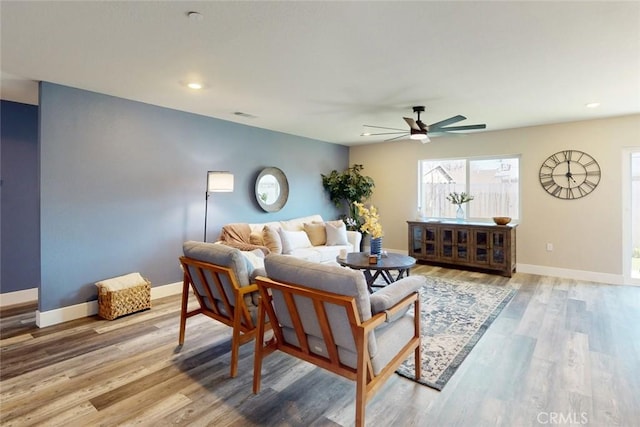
[{"x1": 353, "y1": 202, "x2": 384, "y2": 239}]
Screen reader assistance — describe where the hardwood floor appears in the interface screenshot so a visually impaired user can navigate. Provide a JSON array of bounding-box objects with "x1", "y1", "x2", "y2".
[{"x1": 1, "y1": 267, "x2": 639, "y2": 426}]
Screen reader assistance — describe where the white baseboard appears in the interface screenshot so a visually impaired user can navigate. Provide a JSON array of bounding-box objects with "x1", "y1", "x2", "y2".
[
  {"x1": 36, "y1": 300, "x2": 99, "y2": 328},
  {"x1": 516, "y1": 264, "x2": 625, "y2": 285},
  {"x1": 151, "y1": 281, "x2": 183, "y2": 299},
  {"x1": 18, "y1": 260, "x2": 632, "y2": 329},
  {"x1": 0, "y1": 288, "x2": 38, "y2": 307},
  {"x1": 35, "y1": 281, "x2": 183, "y2": 328},
  {"x1": 385, "y1": 247, "x2": 626, "y2": 285}
]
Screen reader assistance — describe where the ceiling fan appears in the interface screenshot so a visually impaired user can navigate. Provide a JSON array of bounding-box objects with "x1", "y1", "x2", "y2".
[{"x1": 361, "y1": 106, "x2": 487, "y2": 143}]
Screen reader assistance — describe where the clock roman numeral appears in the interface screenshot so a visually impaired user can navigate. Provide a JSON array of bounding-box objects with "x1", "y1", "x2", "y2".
[
  {"x1": 540, "y1": 166, "x2": 554, "y2": 175},
  {"x1": 541, "y1": 179, "x2": 555, "y2": 189},
  {"x1": 546, "y1": 154, "x2": 561, "y2": 167},
  {"x1": 540, "y1": 172, "x2": 553, "y2": 180},
  {"x1": 550, "y1": 185, "x2": 562, "y2": 197}
]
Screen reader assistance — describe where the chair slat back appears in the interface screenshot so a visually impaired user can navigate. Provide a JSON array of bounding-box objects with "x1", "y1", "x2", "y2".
[
  {"x1": 257, "y1": 276, "x2": 363, "y2": 377},
  {"x1": 180, "y1": 256, "x2": 255, "y2": 331},
  {"x1": 263, "y1": 255, "x2": 377, "y2": 355}
]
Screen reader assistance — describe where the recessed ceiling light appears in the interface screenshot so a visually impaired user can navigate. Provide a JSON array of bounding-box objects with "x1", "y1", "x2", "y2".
[
  {"x1": 585, "y1": 102, "x2": 600, "y2": 108},
  {"x1": 187, "y1": 82, "x2": 203, "y2": 90}
]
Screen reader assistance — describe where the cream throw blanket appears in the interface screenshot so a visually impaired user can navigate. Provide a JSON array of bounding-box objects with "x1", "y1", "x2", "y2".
[{"x1": 95, "y1": 272, "x2": 148, "y2": 292}]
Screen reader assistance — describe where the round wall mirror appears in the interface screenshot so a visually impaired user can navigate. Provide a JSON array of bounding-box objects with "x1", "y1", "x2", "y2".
[{"x1": 255, "y1": 167, "x2": 289, "y2": 212}]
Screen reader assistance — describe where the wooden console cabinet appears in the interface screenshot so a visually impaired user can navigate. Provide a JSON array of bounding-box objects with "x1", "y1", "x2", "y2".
[{"x1": 407, "y1": 220, "x2": 517, "y2": 277}]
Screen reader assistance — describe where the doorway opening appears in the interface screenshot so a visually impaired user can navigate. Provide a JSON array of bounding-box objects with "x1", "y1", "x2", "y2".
[{"x1": 624, "y1": 149, "x2": 640, "y2": 285}]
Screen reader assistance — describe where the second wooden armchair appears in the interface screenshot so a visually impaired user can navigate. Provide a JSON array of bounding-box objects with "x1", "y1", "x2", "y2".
[{"x1": 252, "y1": 255, "x2": 425, "y2": 427}]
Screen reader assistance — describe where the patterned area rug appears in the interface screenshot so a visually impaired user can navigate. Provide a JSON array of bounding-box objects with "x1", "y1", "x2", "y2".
[{"x1": 395, "y1": 276, "x2": 516, "y2": 391}]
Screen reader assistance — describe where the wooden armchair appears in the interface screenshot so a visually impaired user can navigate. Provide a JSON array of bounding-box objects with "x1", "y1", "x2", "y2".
[
  {"x1": 179, "y1": 241, "x2": 267, "y2": 378},
  {"x1": 252, "y1": 255, "x2": 425, "y2": 427}
]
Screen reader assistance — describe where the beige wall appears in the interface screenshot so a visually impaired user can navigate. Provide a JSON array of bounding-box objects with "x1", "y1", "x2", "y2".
[{"x1": 349, "y1": 114, "x2": 640, "y2": 281}]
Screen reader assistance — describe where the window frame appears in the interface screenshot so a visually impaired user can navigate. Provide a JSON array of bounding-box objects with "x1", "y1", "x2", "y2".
[{"x1": 418, "y1": 154, "x2": 521, "y2": 221}]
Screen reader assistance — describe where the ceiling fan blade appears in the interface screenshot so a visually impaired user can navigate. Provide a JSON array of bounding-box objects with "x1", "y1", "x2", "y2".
[
  {"x1": 363, "y1": 131, "x2": 408, "y2": 136},
  {"x1": 429, "y1": 115, "x2": 466, "y2": 130},
  {"x1": 363, "y1": 124, "x2": 407, "y2": 131},
  {"x1": 385, "y1": 133, "x2": 410, "y2": 142},
  {"x1": 437, "y1": 124, "x2": 487, "y2": 132},
  {"x1": 403, "y1": 117, "x2": 421, "y2": 131}
]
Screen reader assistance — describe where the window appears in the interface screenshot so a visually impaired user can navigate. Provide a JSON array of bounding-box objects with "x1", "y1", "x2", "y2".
[{"x1": 418, "y1": 156, "x2": 520, "y2": 220}]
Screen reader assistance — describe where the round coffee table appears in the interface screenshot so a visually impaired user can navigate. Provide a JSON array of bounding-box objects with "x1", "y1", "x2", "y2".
[{"x1": 337, "y1": 252, "x2": 416, "y2": 292}]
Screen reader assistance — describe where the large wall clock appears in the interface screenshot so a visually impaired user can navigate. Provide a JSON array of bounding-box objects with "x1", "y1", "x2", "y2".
[{"x1": 539, "y1": 149, "x2": 601, "y2": 199}]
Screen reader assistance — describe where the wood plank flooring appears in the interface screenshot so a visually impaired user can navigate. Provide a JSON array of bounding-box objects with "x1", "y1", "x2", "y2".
[{"x1": 1, "y1": 266, "x2": 639, "y2": 426}]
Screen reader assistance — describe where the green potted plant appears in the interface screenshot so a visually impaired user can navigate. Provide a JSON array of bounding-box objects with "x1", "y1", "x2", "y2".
[{"x1": 321, "y1": 164, "x2": 375, "y2": 234}]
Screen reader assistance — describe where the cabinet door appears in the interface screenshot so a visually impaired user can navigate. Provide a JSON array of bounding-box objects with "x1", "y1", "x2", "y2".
[
  {"x1": 441, "y1": 227, "x2": 455, "y2": 261},
  {"x1": 455, "y1": 228, "x2": 470, "y2": 262},
  {"x1": 441, "y1": 227, "x2": 470, "y2": 262},
  {"x1": 409, "y1": 224, "x2": 438, "y2": 260},
  {"x1": 409, "y1": 225, "x2": 424, "y2": 256},
  {"x1": 424, "y1": 226, "x2": 438, "y2": 259},
  {"x1": 472, "y1": 229, "x2": 490, "y2": 266},
  {"x1": 490, "y1": 230, "x2": 508, "y2": 267}
]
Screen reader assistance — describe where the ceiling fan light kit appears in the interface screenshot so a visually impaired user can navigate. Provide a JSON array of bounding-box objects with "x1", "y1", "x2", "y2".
[
  {"x1": 410, "y1": 130, "x2": 430, "y2": 143},
  {"x1": 362, "y1": 106, "x2": 486, "y2": 142}
]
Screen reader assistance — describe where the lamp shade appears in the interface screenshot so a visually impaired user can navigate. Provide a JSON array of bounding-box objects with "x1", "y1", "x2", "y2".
[{"x1": 207, "y1": 171, "x2": 234, "y2": 193}]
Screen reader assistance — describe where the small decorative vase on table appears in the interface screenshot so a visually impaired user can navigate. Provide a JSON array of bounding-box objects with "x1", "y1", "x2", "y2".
[
  {"x1": 447, "y1": 192, "x2": 474, "y2": 223},
  {"x1": 354, "y1": 201, "x2": 384, "y2": 259},
  {"x1": 370, "y1": 237, "x2": 382, "y2": 257}
]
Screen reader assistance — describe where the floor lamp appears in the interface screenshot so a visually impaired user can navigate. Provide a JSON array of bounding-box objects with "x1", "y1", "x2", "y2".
[{"x1": 204, "y1": 171, "x2": 234, "y2": 242}]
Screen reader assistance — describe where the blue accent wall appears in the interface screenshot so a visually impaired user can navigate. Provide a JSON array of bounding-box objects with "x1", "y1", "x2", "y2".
[
  {"x1": 1, "y1": 100, "x2": 40, "y2": 294},
  {"x1": 38, "y1": 82, "x2": 348, "y2": 311}
]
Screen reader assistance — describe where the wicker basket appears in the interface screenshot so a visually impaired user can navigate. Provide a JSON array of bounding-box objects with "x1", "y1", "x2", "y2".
[{"x1": 96, "y1": 273, "x2": 151, "y2": 320}]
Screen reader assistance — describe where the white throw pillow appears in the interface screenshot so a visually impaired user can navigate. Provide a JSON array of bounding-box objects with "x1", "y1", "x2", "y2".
[
  {"x1": 325, "y1": 221, "x2": 349, "y2": 246},
  {"x1": 241, "y1": 249, "x2": 265, "y2": 270},
  {"x1": 279, "y1": 229, "x2": 313, "y2": 254}
]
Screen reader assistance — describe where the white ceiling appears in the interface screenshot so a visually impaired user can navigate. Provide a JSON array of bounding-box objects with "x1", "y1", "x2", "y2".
[{"x1": 1, "y1": 1, "x2": 639, "y2": 146}]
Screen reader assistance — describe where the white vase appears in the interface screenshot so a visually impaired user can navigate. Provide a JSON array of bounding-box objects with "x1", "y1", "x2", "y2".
[{"x1": 456, "y1": 205, "x2": 465, "y2": 221}]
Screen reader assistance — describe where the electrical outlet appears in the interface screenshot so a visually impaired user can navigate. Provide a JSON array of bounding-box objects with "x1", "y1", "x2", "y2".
[{"x1": 546, "y1": 243, "x2": 554, "y2": 252}]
